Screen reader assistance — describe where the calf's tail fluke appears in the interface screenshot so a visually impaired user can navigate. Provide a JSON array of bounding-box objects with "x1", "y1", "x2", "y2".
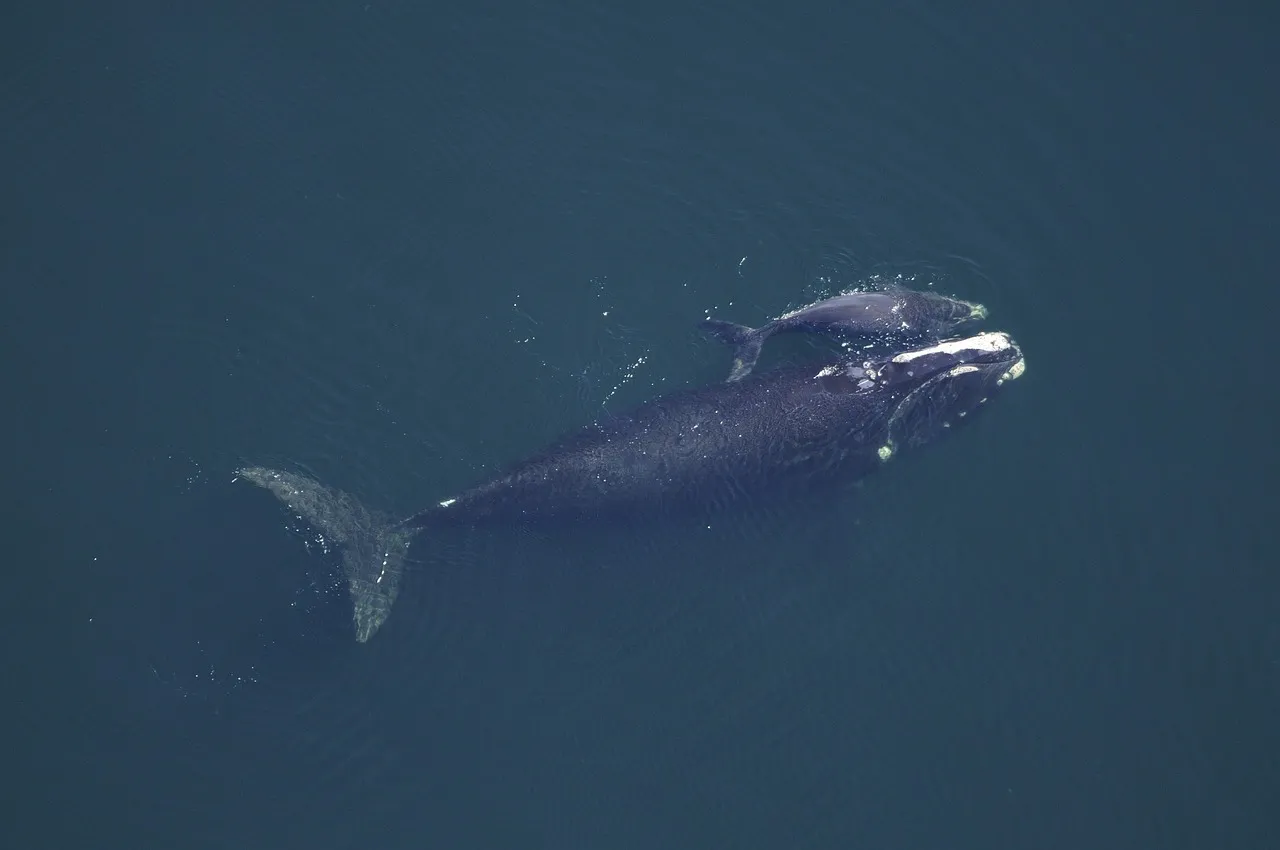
[
  {"x1": 698, "y1": 318, "x2": 765, "y2": 382},
  {"x1": 237, "y1": 466, "x2": 414, "y2": 643}
]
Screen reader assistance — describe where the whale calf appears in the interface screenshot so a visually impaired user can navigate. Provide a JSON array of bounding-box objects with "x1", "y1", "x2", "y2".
[
  {"x1": 700, "y1": 286, "x2": 988, "y2": 382},
  {"x1": 240, "y1": 330, "x2": 1025, "y2": 642}
]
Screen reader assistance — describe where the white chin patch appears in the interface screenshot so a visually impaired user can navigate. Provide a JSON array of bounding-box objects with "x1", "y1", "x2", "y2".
[
  {"x1": 997, "y1": 358, "x2": 1026, "y2": 385},
  {"x1": 891, "y1": 332, "x2": 1014, "y2": 363}
]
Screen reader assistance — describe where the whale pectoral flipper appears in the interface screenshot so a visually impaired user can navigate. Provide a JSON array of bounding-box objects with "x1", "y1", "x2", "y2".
[
  {"x1": 699, "y1": 318, "x2": 766, "y2": 382},
  {"x1": 237, "y1": 466, "x2": 414, "y2": 643}
]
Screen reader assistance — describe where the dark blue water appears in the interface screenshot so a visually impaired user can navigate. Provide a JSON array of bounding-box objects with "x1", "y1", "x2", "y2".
[{"x1": 5, "y1": 2, "x2": 1277, "y2": 847}]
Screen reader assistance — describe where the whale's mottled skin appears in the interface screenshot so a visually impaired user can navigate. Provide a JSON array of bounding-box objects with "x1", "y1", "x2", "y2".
[
  {"x1": 240, "y1": 331, "x2": 1025, "y2": 642},
  {"x1": 700, "y1": 287, "x2": 988, "y2": 382}
]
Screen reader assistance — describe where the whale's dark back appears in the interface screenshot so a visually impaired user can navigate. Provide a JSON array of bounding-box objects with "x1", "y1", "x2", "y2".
[
  {"x1": 406, "y1": 365, "x2": 901, "y2": 530},
  {"x1": 777, "y1": 289, "x2": 980, "y2": 339}
]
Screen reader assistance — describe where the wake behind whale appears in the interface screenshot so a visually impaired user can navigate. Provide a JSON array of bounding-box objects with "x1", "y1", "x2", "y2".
[{"x1": 240, "y1": 330, "x2": 1026, "y2": 643}]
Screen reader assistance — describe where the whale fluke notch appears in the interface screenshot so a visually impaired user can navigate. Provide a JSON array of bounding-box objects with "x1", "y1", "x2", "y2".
[{"x1": 237, "y1": 466, "x2": 412, "y2": 643}]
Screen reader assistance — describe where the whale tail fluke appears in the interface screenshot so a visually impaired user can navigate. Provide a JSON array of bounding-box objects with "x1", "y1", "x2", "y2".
[
  {"x1": 698, "y1": 318, "x2": 765, "y2": 382},
  {"x1": 237, "y1": 466, "x2": 414, "y2": 643}
]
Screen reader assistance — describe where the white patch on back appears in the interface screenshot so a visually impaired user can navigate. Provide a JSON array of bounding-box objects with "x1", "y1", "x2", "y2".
[{"x1": 891, "y1": 332, "x2": 1014, "y2": 363}]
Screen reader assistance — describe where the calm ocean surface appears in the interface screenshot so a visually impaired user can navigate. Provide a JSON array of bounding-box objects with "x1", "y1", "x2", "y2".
[{"x1": 4, "y1": 2, "x2": 1277, "y2": 848}]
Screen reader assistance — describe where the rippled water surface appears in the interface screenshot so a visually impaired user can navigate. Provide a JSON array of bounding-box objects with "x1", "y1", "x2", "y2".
[{"x1": 5, "y1": 2, "x2": 1277, "y2": 848}]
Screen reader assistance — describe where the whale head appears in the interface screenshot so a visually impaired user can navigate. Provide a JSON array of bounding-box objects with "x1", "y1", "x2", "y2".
[
  {"x1": 869, "y1": 331, "x2": 1025, "y2": 455},
  {"x1": 902, "y1": 289, "x2": 989, "y2": 333}
]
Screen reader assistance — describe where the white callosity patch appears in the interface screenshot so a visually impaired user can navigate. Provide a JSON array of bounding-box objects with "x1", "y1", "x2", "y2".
[
  {"x1": 813, "y1": 363, "x2": 878, "y2": 390},
  {"x1": 890, "y1": 332, "x2": 1014, "y2": 363},
  {"x1": 998, "y1": 359, "x2": 1027, "y2": 385}
]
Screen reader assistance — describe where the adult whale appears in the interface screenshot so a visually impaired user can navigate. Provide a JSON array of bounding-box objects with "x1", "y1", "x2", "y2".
[
  {"x1": 239, "y1": 331, "x2": 1026, "y2": 642},
  {"x1": 700, "y1": 285, "x2": 988, "y2": 382}
]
